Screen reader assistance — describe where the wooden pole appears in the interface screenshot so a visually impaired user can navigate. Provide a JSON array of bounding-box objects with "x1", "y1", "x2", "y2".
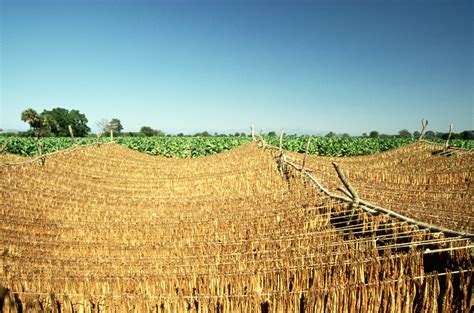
[
  {"x1": 68, "y1": 125, "x2": 76, "y2": 145},
  {"x1": 258, "y1": 129, "x2": 265, "y2": 146},
  {"x1": 444, "y1": 124, "x2": 453, "y2": 149},
  {"x1": 110, "y1": 129, "x2": 114, "y2": 141},
  {"x1": 284, "y1": 157, "x2": 472, "y2": 238},
  {"x1": 37, "y1": 139, "x2": 45, "y2": 166},
  {"x1": 301, "y1": 137, "x2": 311, "y2": 171},
  {"x1": 332, "y1": 162, "x2": 359, "y2": 203},
  {"x1": 279, "y1": 129, "x2": 284, "y2": 153},
  {"x1": 418, "y1": 119, "x2": 428, "y2": 141},
  {"x1": 96, "y1": 133, "x2": 102, "y2": 146},
  {"x1": 251, "y1": 125, "x2": 255, "y2": 141}
]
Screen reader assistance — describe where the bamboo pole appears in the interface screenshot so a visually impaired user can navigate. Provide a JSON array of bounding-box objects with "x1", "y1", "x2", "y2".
[
  {"x1": 251, "y1": 126, "x2": 255, "y2": 141},
  {"x1": 68, "y1": 125, "x2": 76, "y2": 145}
]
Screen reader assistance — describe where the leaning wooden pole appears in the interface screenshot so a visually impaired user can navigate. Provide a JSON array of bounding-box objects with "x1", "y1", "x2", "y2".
[
  {"x1": 418, "y1": 119, "x2": 428, "y2": 141},
  {"x1": 284, "y1": 157, "x2": 472, "y2": 239},
  {"x1": 332, "y1": 163, "x2": 359, "y2": 201},
  {"x1": 444, "y1": 124, "x2": 453, "y2": 149},
  {"x1": 68, "y1": 125, "x2": 76, "y2": 145}
]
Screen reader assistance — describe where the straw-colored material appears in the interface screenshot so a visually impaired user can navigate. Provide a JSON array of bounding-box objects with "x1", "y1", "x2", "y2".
[{"x1": 1, "y1": 142, "x2": 472, "y2": 312}]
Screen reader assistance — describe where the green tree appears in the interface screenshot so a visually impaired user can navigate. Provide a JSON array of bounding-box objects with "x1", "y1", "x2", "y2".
[
  {"x1": 41, "y1": 108, "x2": 90, "y2": 137},
  {"x1": 369, "y1": 131, "x2": 379, "y2": 138},
  {"x1": 325, "y1": 132, "x2": 336, "y2": 138},
  {"x1": 341, "y1": 133, "x2": 350, "y2": 138},
  {"x1": 140, "y1": 126, "x2": 155, "y2": 136},
  {"x1": 194, "y1": 131, "x2": 210, "y2": 137},
  {"x1": 21, "y1": 108, "x2": 57, "y2": 137},
  {"x1": 268, "y1": 131, "x2": 277, "y2": 136},
  {"x1": 424, "y1": 131, "x2": 436, "y2": 140},
  {"x1": 460, "y1": 130, "x2": 474, "y2": 140},
  {"x1": 413, "y1": 131, "x2": 421, "y2": 139},
  {"x1": 21, "y1": 108, "x2": 43, "y2": 131},
  {"x1": 140, "y1": 126, "x2": 165, "y2": 137},
  {"x1": 108, "y1": 118, "x2": 123, "y2": 134},
  {"x1": 398, "y1": 129, "x2": 411, "y2": 138}
]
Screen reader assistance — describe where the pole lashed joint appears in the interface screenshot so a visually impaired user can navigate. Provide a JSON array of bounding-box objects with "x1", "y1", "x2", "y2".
[{"x1": 332, "y1": 162, "x2": 359, "y2": 206}]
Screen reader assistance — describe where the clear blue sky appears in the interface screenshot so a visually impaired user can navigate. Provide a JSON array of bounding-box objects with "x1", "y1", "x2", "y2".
[{"x1": 1, "y1": 0, "x2": 472, "y2": 135}]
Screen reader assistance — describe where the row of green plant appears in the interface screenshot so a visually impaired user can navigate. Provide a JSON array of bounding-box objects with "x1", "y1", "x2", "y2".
[{"x1": 0, "y1": 136, "x2": 472, "y2": 158}]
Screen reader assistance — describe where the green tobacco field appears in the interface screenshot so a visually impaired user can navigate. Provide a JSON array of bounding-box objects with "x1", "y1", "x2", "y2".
[{"x1": 1, "y1": 135, "x2": 472, "y2": 158}]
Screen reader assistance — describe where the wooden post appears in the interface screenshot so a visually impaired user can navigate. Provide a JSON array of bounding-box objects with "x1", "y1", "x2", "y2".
[
  {"x1": 110, "y1": 129, "x2": 114, "y2": 141},
  {"x1": 418, "y1": 119, "x2": 428, "y2": 141},
  {"x1": 258, "y1": 129, "x2": 265, "y2": 146},
  {"x1": 68, "y1": 125, "x2": 76, "y2": 145},
  {"x1": 279, "y1": 129, "x2": 284, "y2": 153},
  {"x1": 332, "y1": 162, "x2": 359, "y2": 203},
  {"x1": 251, "y1": 125, "x2": 255, "y2": 141},
  {"x1": 37, "y1": 139, "x2": 45, "y2": 166},
  {"x1": 301, "y1": 137, "x2": 311, "y2": 171},
  {"x1": 96, "y1": 133, "x2": 102, "y2": 146},
  {"x1": 444, "y1": 124, "x2": 453, "y2": 149}
]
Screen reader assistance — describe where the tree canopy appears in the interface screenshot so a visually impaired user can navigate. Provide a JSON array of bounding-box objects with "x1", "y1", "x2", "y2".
[
  {"x1": 108, "y1": 118, "x2": 123, "y2": 134},
  {"x1": 140, "y1": 126, "x2": 165, "y2": 137},
  {"x1": 21, "y1": 107, "x2": 90, "y2": 137},
  {"x1": 369, "y1": 131, "x2": 379, "y2": 138},
  {"x1": 398, "y1": 129, "x2": 411, "y2": 138}
]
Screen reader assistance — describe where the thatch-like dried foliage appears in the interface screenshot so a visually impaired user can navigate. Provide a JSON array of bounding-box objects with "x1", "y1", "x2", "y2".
[{"x1": 0, "y1": 142, "x2": 472, "y2": 312}]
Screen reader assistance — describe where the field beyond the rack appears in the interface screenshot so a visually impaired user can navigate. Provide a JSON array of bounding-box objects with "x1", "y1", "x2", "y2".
[
  {"x1": 0, "y1": 140, "x2": 472, "y2": 312},
  {"x1": 1, "y1": 135, "x2": 473, "y2": 158}
]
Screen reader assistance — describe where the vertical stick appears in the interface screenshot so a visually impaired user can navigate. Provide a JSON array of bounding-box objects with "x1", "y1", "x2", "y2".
[
  {"x1": 68, "y1": 125, "x2": 76, "y2": 145},
  {"x1": 37, "y1": 139, "x2": 43, "y2": 156},
  {"x1": 37, "y1": 139, "x2": 45, "y2": 166},
  {"x1": 302, "y1": 137, "x2": 311, "y2": 171},
  {"x1": 251, "y1": 125, "x2": 255, "y2": 141},
  {"x1": 258, "y1": 129, "x2": 265, "y2": 146},
  {"x1": 110, "y1": 129, "x2": 114, "y2": 141},
  {"x1": 96, "y1": 133, "x2": 102, "y2": 146},
  {"x1": 279, "y1": 129, "x2": 284, "y2": 153},
  {"x1": 418, "y1": 119, "x2": 428, "y2": 141},
  {"x1": 444, "y1": 124, "x2": 453, "y2": 149}
]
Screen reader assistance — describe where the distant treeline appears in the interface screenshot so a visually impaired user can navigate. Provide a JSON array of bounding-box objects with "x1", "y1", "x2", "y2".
[
  {"x1": 1, "y1": 107, "x2": 472, "y2": 140},
  {"x1": 2, "y1": 130, "x2": 473, "y2": 140}
]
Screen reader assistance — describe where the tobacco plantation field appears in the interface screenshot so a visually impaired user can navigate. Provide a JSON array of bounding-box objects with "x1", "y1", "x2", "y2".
[{"x1": 1, "y1": 135, "x2": 473, "y2": 158}]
